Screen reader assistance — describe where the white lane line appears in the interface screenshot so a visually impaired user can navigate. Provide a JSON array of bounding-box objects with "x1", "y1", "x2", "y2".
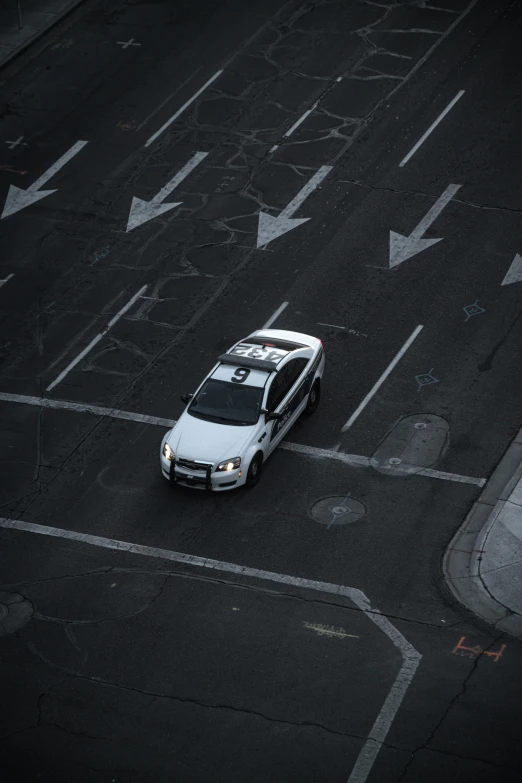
[
  {"x1": 144, "y1": 70, "x2": 223, "y2": 148},
  {"x1": 0, "y1": 514, "x2": 421, "y2": 783},
  {"x1": 341, "y1": 325, "x2": 424, "y2": 433},
  {"x1": 262, "y1": 301, "x2": 288, "y2": 329},
  {"x1": 280, "y1": 441, "x2": 370, "y2": 467},
  {"x1": 318, "y1": 322, "x2": 345, "y2": 329},
  {"x1": 46, "y1": 285, "x2": 148, "y2": 392},
  {"x1": 0, "y1": 392, "x2": 486, "y2": 486},
  {"x1": 399, "y1": 90, "x2": 464, "y2": 167},
  {"x1": 0, "y1": 273, "x2": 14, "y2": 289},
  {"x1": 413, "y1": 467, "x2": 486, "y2": 488},
  {"x1": 269, "y1": 102, "x2": 318, "y2": 153},
  {"x1": 0, "y1": 392, "x2": 176, "y2": 427}
]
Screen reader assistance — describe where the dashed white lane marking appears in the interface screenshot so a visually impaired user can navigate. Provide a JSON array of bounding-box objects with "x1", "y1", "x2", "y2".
[
  {"x1": 269, "y1": 102, "x2": 318, "y2": 153},
  {"x1": 0, "y1": 392, "x2": 486, "y2": 486},
  {"x1": 46, "y1": 285, "x2": 148, "y2": 392},
  {"x1": 341, "y1": 325, "x2": 424, "y2": 433},
  {"x1": 0, "y1": 273, "x2": 14, "y2": 288},
  {"x1": 0, "y1": 515, "x2": 421, "y2": 783},
  {"x1": 262, "y1": 301, "x2": 289, "y2": 329},
  {"x1": 399, "y1": 90, "x2": 465, "y2": 167},
  {"x1": 144, "y1": 70, "x2": 223, "y2": 148}
]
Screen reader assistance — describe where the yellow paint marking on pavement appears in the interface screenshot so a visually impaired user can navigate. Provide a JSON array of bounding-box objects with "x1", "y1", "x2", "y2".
[{"x1": 303, "y1": 621, "x2": 359, "y2": 639}]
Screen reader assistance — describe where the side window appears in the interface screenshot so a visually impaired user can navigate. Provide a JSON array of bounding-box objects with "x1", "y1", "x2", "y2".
[
  {"x1": 286, "y1": 358, "x2": 308, "y2": 388},
  {"x1": 267, "y1": 359, "x2": 308, "y2": 411},
  {"x1": 266, "y1": 374, "x2": 284, "y2": 411}
]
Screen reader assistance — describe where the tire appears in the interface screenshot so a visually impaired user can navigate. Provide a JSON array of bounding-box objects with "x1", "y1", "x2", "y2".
[
  {"x1": 304, "y1": 379, "x2": 320, "y2": 415},
  {"x1": 246, "y1": 452, "x2": 263, "y2": 488}
]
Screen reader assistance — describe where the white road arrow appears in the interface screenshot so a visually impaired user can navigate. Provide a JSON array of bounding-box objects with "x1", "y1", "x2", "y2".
[
  {"x1": 126, "y1": 151, "x2": 208, "y2": 232},
  {"x1": 389, "y1": 183, "x2": 461, "y2": 268},
  {"x1": 257, "y1": 165, "x2": 332, "y2": 248},
  {"x1": 501, "y1": 253, "x2": 522, "y2": 286},
  {"x1": 1, "y1": 140, "x2": 89, "y2": 219}
]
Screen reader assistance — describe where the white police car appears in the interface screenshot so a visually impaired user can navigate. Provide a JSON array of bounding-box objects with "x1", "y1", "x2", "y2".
[{"x1": 160, "y1": 328, "x2": 324, "y2": 490}]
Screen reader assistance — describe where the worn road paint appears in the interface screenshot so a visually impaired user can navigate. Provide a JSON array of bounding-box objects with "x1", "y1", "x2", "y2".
[
  {"x1": 452, "y1": 636, "x2": 506, "y2": 662},
  {"x1": 389, "y1": 184, "x2": 461, "y2": 268},
  {"x1": 501, "y1": 253, "x2": 522, "y2": 286},
  {"x1": 341, "y1": 325, "x2": 424, "y2": 432},
  {"x1": 262, "y1": 301, "x2": 288, "y2": 329},
  {"x1": 0, "y1": 515, "x2": 422, "y2": 783},
  {"x1": 303, "y1": 622, "x2": 359, "y2": 639},
  {"x1": 463, "y1": 300, "x2": 485, "y2": 321},
  {"x1": 257, "y1": 166, "x2": 332, "y2": 248},
  {"x1": 0, "y1": 165, "x2": 27, "y2": 175},
  {"x1": 127, "y1": 151, "x2": 208, "y2": 232},
  {"x1": 5, "y1": 136, "x2": 27, "y2": 150},
  {"x1": 415, "y1": 368, "x2": 439, "y2": 392},
  {"x1": 0, "y1": 392, "x2": 486, "y2": 486},
  {"x1": 46, "y1": 285, "x2": 148, "y2": 392},
  {"x1": 0, "y1": 273, "x2": 14, "y2": 289},
  {"x1": 145, "y1": 70, "x2": 223, "y2": 148},
  {"x1": 117, "y1": 39, "x2": 141, "y2": 49},
  {"x1": 1, "y1": 140, "x2": 88, "y2": 219},
  {"x1": 399, "y1": 90, "x2": 465, "y2": 167}
]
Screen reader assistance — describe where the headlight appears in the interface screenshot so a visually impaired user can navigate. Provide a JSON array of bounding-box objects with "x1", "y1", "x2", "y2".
[
  {"x1": 216, "y1": 457, "x2": 241, "y2": 472},
  {"x1": 163, "y1": 442, "x2": 175, "y2": 461}
]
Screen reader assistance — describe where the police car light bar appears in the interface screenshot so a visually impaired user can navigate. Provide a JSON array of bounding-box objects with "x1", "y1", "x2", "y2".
[{"x1": 217, "y1": 354, "x2": 278, "y2": 372}]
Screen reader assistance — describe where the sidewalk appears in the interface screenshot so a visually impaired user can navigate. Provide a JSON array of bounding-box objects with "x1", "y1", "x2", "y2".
[
  {"x1": 444, "y1": 427, "x2": 522, "y2": 639},
  {"x1": 0, "y1": 0, "x2": 86, "y2": 69}
]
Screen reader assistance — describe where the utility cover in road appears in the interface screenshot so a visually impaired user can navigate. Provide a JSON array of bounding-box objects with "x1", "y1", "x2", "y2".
[
  {"x1": 389, "y1": 183, "x2": 461, "y2": 268},
  {"x1": 1, "y1": 141, "x2": 89, "y2": 219},
  {"x1": 501, "y1": 253, "x2": 522, "y2": 286},
  {"x1": 257, "y1": 166, "x2": 332, "y2": 248},
  {"x1": 126, "y1": 151, "x2": 208, "y2": 232}
]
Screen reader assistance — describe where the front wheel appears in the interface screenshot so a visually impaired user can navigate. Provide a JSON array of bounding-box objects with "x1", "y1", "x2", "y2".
[
  {"x1": 246, "y1": 452, "x2": 263, "y2": 488},
  {"x1": 304, "y1": 379, "x2": 320, "y2": 415}
]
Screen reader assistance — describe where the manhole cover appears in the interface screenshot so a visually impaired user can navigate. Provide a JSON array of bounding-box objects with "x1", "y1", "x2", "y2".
[
  {"x1": 311, "y1": 496, "x2": 365, "y2": 527},
  {"x1": 0, "y1": 591, "x2": 33, "y2": 636}
]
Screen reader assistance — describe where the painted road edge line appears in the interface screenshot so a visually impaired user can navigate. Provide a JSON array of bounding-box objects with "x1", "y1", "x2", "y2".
[
  {"x1": 0, "y1": 515, "x2": 421, "y2": 783},
  {"x1": 144, "y1": 70, "x2": 223, "y2": 148},
  {"x1": 399, "y1": 90, "x2": 464, "y2": 167},
  {"x1": 341, "y1": 325, "x2": 424, "y2": 432},
  {"x1": 0, "y1": 391, "x2": 486, "y2": 486},
  {"x1": 46, "y1": 285, "x2": 147, "y2": 392},
  {"x1": 262, "y1": 301, "x2": 288, "y2": 329}
]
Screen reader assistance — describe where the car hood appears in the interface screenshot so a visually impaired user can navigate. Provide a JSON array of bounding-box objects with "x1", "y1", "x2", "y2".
[{"x1": 167, "y1": 413, "x2": 256, "y2": 465}]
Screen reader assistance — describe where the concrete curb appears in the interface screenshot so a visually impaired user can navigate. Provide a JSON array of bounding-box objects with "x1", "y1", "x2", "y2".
[
  {"x1": 444, "y1": 426, "x2": 522, "y2": 639},
  {"x1": 0, "y1": 0, "x2": 87, "y2": 71}
]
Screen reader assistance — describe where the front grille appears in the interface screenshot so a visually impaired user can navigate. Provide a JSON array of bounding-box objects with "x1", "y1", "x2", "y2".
[{"x1": 177, "y1": 458, "x2": 213, "y2": 472}]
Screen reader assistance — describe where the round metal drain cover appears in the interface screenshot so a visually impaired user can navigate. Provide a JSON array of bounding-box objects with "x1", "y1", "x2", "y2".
[
  {"x1": 311, "y1": 496, "x2": 365, "y2": 526},
  {"x1": 0, "y1": 591, "x2": 33, "y2": 636}
]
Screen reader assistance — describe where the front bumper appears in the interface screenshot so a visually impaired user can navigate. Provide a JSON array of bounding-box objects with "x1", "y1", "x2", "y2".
[{"x1": 160, "y1": 454, "x2": 242, "y2": 491}]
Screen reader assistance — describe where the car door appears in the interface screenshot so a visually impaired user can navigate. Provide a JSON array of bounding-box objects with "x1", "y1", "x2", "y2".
[{"x1": 266, "y1": 358, "x2": 309, "y2": 453}]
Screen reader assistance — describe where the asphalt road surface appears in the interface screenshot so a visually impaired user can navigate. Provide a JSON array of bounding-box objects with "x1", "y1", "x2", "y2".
[{"x1": 1, "y1": 0, "x2": 522, "y2": 781}]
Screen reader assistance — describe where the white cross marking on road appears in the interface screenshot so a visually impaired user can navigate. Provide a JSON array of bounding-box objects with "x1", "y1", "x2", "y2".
[
  {"x1": 117, "y1": 39, "x2": 141, "y2": 49},
  {"x1": 5, "y1": 136, "x2": 27, "y2": 150}
]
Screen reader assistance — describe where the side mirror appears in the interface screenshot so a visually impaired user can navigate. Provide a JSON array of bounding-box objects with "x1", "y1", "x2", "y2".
[
  {"x1": 180, "y1": 393, "x2": 193, "y2": 404},
  {"x1": 266, "y1": 411, "x2": 282, "y2": 421}
]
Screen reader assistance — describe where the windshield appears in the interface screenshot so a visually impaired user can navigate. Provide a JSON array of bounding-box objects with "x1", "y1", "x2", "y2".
[{"x1": 188, "y1": 379, "x2": 264, "y2": 426}]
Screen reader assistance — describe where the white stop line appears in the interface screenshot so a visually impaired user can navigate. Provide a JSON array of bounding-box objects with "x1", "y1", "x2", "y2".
[{"x1": 0, "y1": 515, "x2": 421, "y2": 783}]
